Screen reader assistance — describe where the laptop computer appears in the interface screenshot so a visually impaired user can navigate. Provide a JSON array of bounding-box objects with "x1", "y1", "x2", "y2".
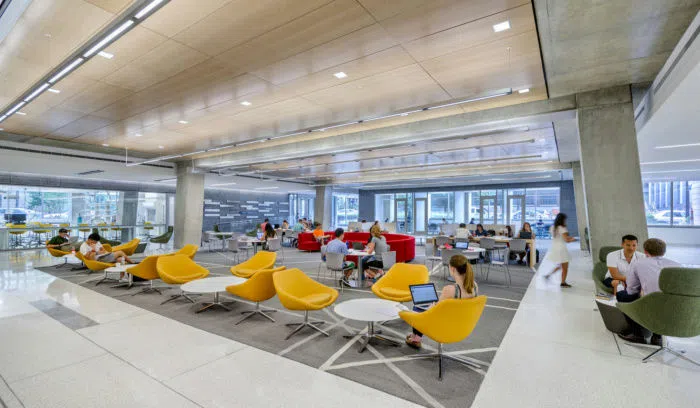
[
  {"x1": 455, "y1": 241, "x2": 469, "y2": 249},
  {"x1": 519, "y1": 231, "x2": 533, "y2": 239},
  {"x1": 409, "y1": 283, "x2": 439, "y2": 310},
  {"x1": 256, "y1": 232, "x2": 263, "y2": 240}
]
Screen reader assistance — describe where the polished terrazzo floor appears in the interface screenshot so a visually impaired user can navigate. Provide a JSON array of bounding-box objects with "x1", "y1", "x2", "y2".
[{"x1": 0, "y1": 242, "x2": 698, "y2": 408}]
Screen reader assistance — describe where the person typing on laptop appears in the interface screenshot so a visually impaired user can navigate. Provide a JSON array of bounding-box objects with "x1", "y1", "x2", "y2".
[{"x1": 405, "y1": 254, "x2": 478, "y2": 349}]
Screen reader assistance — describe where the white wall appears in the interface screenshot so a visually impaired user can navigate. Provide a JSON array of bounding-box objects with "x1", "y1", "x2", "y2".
[{"x1": 648, "y1": 227, "x2": 700, "y2": 246}]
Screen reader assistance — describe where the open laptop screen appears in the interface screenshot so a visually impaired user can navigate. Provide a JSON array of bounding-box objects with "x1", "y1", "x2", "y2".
[{"x1": 410, "y1": 283, "x2": 439, "y2": 305}]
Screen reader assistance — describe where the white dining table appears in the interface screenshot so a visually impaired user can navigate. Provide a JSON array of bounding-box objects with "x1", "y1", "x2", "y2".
[{"x1": 334, "y1": 298, "x2": 405, "y2": 352}]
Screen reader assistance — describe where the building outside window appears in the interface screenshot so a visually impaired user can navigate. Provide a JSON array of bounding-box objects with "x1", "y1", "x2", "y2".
[
  {"x1": 375, "y1": 194, "x2": 394, "y2": 223},
  {"x1": 645, "y1": 181, "x2": 698, "y2": 226},
  {"x1": 332, "y1": 193, "x2": 359, "y2": 228},
  {"x1": 428, "y1": 192, "x2": 454, "y2": 233},
  {"x1": 289, "y1": 194, "x2": 314, "y2": 224},
  {"x1": 137, "y1": 192, "x2": 166, "y2": 225}
]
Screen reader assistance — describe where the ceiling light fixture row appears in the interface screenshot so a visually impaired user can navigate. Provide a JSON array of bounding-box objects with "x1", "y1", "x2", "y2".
[
  {"x1": 0, "y1": 0, "x2": 170, "y2": 124},
  {"x1": 127, "y1": 88, "x2": 513, "y2": 167}
]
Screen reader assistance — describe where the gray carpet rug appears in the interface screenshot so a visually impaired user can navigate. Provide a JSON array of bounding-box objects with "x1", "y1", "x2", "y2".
[{"x1": 38, "y1": 247, "x2": 534, "y2": 408}]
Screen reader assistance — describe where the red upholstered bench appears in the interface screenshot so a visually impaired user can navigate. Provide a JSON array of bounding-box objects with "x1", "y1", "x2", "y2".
[{"x1": 296, "y1": 231, "x2": 415, "y2": 262}]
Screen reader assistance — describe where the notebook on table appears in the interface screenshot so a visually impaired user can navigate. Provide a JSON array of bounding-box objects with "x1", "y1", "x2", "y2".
[{"x1": 409, "y1": 283, "x2": 439, "y2": 310}]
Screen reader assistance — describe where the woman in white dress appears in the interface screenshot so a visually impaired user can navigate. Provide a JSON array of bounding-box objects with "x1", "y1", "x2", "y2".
[{"x1": 543, "y1": 213, "x2": 576, "y2": 288}]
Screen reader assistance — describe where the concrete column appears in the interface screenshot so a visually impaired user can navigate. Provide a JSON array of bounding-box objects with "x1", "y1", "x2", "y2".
[
  {"x1": 571, "y1": 162, "x2": 589, "y2": 251},
  {"x1": 120, "y1": 191, "x2": 139, "y2": 242},
  {"x1": 174, "y1": 163, "x2": 205, "y2": 249},
  {"x1": 577, "y1": 86, "x2": 647, "y2": 258},
  {"x1": 314, "y1": 186, "x2": 333, "y2": 230}
]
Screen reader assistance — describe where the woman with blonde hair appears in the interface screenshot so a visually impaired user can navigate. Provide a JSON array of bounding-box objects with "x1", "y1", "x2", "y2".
[
  {"x1": 405, "y1": 254, "x2": 478, "y2": 349},
  {"x1": 362, "y1": 226, "x2": 389, "y2": 280}
]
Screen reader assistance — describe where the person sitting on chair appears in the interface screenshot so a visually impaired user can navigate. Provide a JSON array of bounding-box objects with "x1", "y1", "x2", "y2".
[
  {"x1": 616, "y1": 238, "x2": 679, "y2": 345},
  {"x1": 312, "y1": 222, "x2": 330, "y2": 243},
  {"x1": 47, "y1": 228, "x2": 76, "y2": 251},
  {"x1": 362, "y1": 226, "x2": 389, "y2": 280},
  {"x1": 455, "y1": 223, "x2": 471, "y2": 239},
  {"x1": 262, "y1": 223, "x2": 277, "y2": 249},
  {"x1": 326, "y1": 228, "x2": 356, "y2": 287},
  {"x1": 473, "y1": 224, "x2": 488, "y2": 237},
  {"x1": 604, "y1": 234, "x2": 644, "y2": 294},
  {"x1": 405, "y1": 254, "x2": 478, "y2": 349},
  {"x1": 281, "y1": 220, "x2": 289, "y2": 229},
  {"x1": 80, "y1": 233, "x2": 132, "y2": 264}
]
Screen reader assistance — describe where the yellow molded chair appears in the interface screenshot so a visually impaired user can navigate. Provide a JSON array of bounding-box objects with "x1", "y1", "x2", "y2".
[
  {"x1": 128, "y1": 255, "x2": 162, "y2": 295},
  {"x1": 371, "y1": 263, "x2": 430, "y2": 302},
  {"x1": 174, "y1": 244, "x2": 199, "y2": 259},
  {"x1": 273, "y1": 268, "x2": 339, "y2": 340},
  {"x1": 75, "y1": 251, "x2": 115, "y2": 273},
  {"x1": 46, "y1": 240, "x2": 71, "y2": 268},
  {"x1": 399, "y1": 296, "x2": 487, "y2": 380},
  {"x1": 230, "y1": 251, "x2": 277, "y2": 278},
  {"x1": 226, "y1": 268, "x2": 282, "y2": 324},
  {"x1": 111, "y1": 238, "x2": 140, "y2": 256},
  {"x1": 157, "y1": 254, "x2": 209, "y2": 304}
]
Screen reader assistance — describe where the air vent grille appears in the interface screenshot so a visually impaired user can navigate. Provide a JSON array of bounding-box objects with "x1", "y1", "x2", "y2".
[{"x1": 76, "y1": 169, "x2": 104, "y2": 176}]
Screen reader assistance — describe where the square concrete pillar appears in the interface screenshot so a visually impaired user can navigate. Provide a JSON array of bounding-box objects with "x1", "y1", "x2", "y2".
[
  {"x1": 577, "y1": 86, "x2": 647, "y2": 258},
  {"x1": 314, "y1": 186, "x2": 332, "y2": 230},
  {"x1": 571, "y1": 162, "x2": 589, "y2": 251},
  {"x1": 174, "y1": 163, "x2": 205, "y2": 249}
]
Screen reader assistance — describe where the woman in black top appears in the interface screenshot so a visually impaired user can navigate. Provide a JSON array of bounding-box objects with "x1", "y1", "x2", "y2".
[{"x1": 474, "y1": 224, "x2": 487, "y2": 237}]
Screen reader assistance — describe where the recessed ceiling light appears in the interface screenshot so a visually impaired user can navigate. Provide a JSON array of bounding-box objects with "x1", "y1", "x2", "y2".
[
  {"x1": 48, "y1": 88, "x2": 61, "y2": 94},
  {"x1": 211, "y1": 182, "x2": 238, "y2": 187},
  {"x1": 135, "y1": 0, "x2": 165, "y2": 19},
  {"x1": 178, "y1": 120, "x2": 188, "y2": 124},
  {"x1": 44, "y1": 33, "x2": 52, "y2": 38},
  {"x1": 240, "y1": 101, "x2": 252, "y2": 106},
  {"x1": 24, "y1": 83, "x2": 50, "y2": 102},
  {"x1": 15, "y1": 111, "x2": 27, "y2": 116},
  {"x1": 49, "y1": 58, "x2": 84, "y2": 83},
  {"x1": 255, "y1": 186, "x2": 279, "y2": 190},
  {"x1": 518, "y1": 88, "x2": 530, "y2": 94},
  {"x1": 84, "y1": 20, "x2": 133, "y2": 57},
  {"x1": 158, "y1": 145, "x2": 164, "y2": 149},
  {"x1": 135, "y1": 133, "x2": 142, "y2": 137},
  {"x1": 102, "y1": 143, "x2": 110, "y2": 147},
  {"x1": 334, "y1": 72, "x2": 348, "y2": 79},
  {"x1": 493, "y1": 21, "x2": 511, "y2": 32},
  {"x1": 655, "y1": 142, "x2": 700, "y2": 149},
  {"x1": 98, "y1": 51, "x2": 114, "y2": 59}
]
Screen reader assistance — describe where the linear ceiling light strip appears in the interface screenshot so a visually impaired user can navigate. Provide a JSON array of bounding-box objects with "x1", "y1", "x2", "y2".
[
  {"x1": 0, "y1": 0, "x2": 169, "y2": 124},
  {"x1": 126, "y1": 88, "x2": 513, "y2": 167}
]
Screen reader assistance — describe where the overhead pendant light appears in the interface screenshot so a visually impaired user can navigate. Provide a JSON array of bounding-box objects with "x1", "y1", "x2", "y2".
[
  {"x1": 98, "y1": 51, "x2": 114, "y2": 59},
  {"x1": 49, "y1": 58, "x2": 84, "y2": 83},
  {"x1": 6, "y1": 101, "x2": 25, "y2": 115},
  {"x1": 135, "y1": 0, "x2": 165, "y2": 19},
  {"x1": 24, "y1": 83, "x2": 50, "y2": 102},
  {"x1": 0, "y1": 116, "x2": 6, "y2": 124},
  {"x1": 493, "y1": 21, "x2": 511, "y2": 32},
  {"x1": 48, "y1": 88, "x2": 61, "y2": 94},
  {"x1": 15, "y1": 111, "x2": 27, "y2": 116},
  {"x1": 84, "y1": 20, "x2": 134, "y2": 58}
]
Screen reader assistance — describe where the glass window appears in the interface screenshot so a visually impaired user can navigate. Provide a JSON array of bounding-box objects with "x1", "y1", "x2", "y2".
[
  {"x1": 137, "y1": 192, "x2": 166, "y2": 225},
  {"x1": 525, "y1": 187, "x2": 560, "y2": 239},
  {"x1": 672, "y1": 181, "x2": 691, "y2": 226},
  {"x1": 644, "y1": 181, "x2": 672, "y2": 225},
  {"x1": 375, "y1": 194, "x2": 394, "y2": 223},
  {"x1": 332, "y1": 193, "x2": 358, "y2": 228},
  {"x1": 428, "y1": 192, "x2": 454, "y2": 233}
]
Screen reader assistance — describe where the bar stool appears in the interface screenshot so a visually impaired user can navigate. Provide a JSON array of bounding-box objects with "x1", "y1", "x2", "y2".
[
  {"x1": 8, "y1": 224, "x2": 28, "y2": 249},
  {"x1": 33, "y1": 224, "x2": 52, "y2": 247},
  {"x1": 143, "y1": 222, "x2": 154, "y2": 239},
  {"x1": 78, "y1": 223, "x2": 91, "y2": 240},
  {"x1": 110, "y1": 223, "x2": 122, "y2": 240}
]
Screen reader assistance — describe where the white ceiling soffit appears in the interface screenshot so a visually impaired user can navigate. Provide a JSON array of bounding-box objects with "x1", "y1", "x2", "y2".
[
  {"x1": 635, "y1": 12, "x2": 700, "y2": 181},
  {"x1": 0, "y1": 0, "x2": 31, "y2": 42}
]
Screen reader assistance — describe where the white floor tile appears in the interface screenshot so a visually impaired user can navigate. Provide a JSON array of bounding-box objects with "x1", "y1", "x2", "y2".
[
  {"x1": 0, "y1": 312, "x2": 105, "y2": 382},
  {"x1": 0, "y1": 292, "x2": 37, "y2": 319},
  {"x1": 77, "y1": 313, "x2": 246, "y2": 381},
  {"x1": 10, "y1": 354, "x2": 199, "y2": 408},
  {"x1": 166, "y1": 347, "x2": 421, "y2": 408},
  {"x1": 472, "y1": 333, "x2": 700, "y2": 408}
]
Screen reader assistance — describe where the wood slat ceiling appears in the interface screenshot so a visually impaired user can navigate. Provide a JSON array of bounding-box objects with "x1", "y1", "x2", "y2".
[{"x1": 0, "y1": 0, "x2": 546, "y2": 156}]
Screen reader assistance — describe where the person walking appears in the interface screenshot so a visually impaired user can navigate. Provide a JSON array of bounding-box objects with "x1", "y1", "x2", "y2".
[{"x1": 542, "y1": 213, "x2": 576, "y2": 287}]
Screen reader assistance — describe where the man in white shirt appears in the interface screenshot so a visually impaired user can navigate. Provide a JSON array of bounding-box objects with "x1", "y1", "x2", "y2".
[
  {"x1": 455, "y1": 223, "x2": 470, "y2": 239},
  {"x1": 80, "y1": 233, "x2": 131, "y2": 264},
  {"x1": 604, "y1": 234, "x2": 644, "y2": 294},
  {"x1": 616, "y1": 238, "x2": 680, "y2": 345}
]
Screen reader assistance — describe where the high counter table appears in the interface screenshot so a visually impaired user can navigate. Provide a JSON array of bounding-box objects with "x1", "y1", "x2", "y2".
[{"x1": 0, "y1": 224, "x2": 166, "y2": 251}]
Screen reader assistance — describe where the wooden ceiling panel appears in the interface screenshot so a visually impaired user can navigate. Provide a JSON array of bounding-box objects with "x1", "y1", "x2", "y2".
[
  {"x1": 460, "y1": 86, "x2": 547, "y2": 113},
  {"x1": 76, "y1": 26, "x2": 168, "y2": 80},
  {"x1": 403, "y1": 4, "x2": 535, "y2": 62},
  {"x1": 84, "y1": 0, "x2": 133, "y2": 13},
  {"x1": 6, "y1": 0, "x2": 112, "y2": 68},
  {"x1": 0, "y1": 54, "x2": 51, "y2": 99},
  {"x1": 302, "y1": 64, "x2": 451, "y2": 119},
  {"x1": 251, "y1": 23, "x2": 397, "y2": 85},
  {"x1": 102, "y1": 63, "x2": 164, "y2": 92},
  {"x1": 141, "y1": 0, "x2": 233, "y2": 38},
  {"x1": 215, "y1": 0, "x2": 375, "y2": 73},
  {"x1": 356, "y1": 0, "x2": 427, "y2": 21},
  {"x1": 420, "y1": 31, "x2": 544, "y2": 98},
  {"x1": 48, "y1": 115, "x2": 116, "y2": 139},
  {"x1": 274, "y1": 46, "x2": 415, "y2": 98},
  {"x1": 2, "y1": 106, "x2": 85, "y2": 136},
  {"x1": 59, "y1": 81, "x2": 133, "y2": 114},
  {"x1": 26, "y1": 73, "x2": 98, "y2": 109},
  {"x1": 173, "y1": 0, "x2": 331, "y2": 56},
  {"x1": 378, "y1": 0, "x2": 529, "y2": 44}
]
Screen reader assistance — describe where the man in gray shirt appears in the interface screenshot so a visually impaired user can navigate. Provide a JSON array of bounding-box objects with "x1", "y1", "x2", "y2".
[{"x1": 617, "y1": 238, "x2": 680, "y2": 345}]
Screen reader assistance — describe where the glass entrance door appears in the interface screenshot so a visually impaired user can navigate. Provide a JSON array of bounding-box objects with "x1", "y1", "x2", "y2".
[
  {"x1": 507, "y1": 195, "x2": 525, "y2": 229},
  {"x1": 414, "y1": 198, "x2": 427, "y2": 235},
  {"x1": 480, "y1": 196, "x2": 496, "y2": 224}
]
